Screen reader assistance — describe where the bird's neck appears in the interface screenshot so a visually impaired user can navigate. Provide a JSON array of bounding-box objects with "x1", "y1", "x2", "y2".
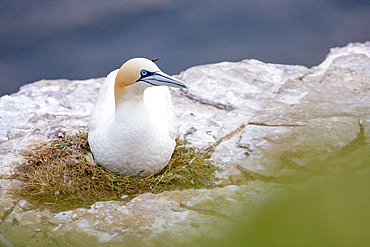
[{"x1": 114, "y1": 84, "x2": 147, "y2": 119}]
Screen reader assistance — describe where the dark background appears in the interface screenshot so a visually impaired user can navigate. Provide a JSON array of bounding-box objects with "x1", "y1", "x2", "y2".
[{"x1": 0, "y1": 0, "x2": 369, "y2": 96}]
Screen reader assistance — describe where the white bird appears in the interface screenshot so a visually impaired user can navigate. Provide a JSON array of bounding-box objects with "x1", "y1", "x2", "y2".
[{"x1": 88, "y1": 58, "x2": 187, "y2": 177}]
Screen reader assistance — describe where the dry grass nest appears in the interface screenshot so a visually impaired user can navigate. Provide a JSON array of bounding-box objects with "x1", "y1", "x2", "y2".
[{"x1": 14, "y1": 131, "x2": 217, "y2": 212}]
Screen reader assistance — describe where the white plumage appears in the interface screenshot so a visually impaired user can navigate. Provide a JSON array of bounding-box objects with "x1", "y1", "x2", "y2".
[{"x1": 88, "y1": 58, "x2": 186, "y2": 177}]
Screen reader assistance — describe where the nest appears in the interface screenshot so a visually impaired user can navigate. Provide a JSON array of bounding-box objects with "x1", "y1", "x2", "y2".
[{"x1": 15, "y1": 131, "x2": 216, "y2": 211}]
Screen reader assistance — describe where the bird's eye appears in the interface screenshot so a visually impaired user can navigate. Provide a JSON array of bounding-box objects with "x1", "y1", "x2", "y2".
[{"x1": 140, "y1": 69, "x2": 148, "y2": 77}]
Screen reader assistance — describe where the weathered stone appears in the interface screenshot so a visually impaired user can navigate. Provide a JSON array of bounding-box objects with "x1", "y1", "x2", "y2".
[
  {"x1": 0, "y1": 200, "x2": 55, "y2": 246},
  {"x1": 0, "y1": 42, "x2": 369, "y2": 246},
  {"x1": 0, "y1": 78, "x2": 104, "y2": 177},
  {"x1": 52, "y1": 183, "x2": 275, "y2": 246},
  {"x1": 0, "y1": 194, "x2": 15, "y2": 221},
  {"x1": 49, "y1": 208, "x2": 87, "y2": 225}
]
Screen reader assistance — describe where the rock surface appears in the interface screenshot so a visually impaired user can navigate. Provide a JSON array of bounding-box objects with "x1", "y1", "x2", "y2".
[{"x1": 0, "y1": 42, "x2": 369, "y2": 246}]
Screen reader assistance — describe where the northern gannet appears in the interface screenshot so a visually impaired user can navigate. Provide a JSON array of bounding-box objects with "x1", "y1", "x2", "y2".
[{"x1": 88, "y1": 58, "x2": 187, "y2": 177}]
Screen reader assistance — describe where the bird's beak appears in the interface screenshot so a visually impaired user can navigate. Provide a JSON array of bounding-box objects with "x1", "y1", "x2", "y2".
[{"x1": 139, "y1": 71, "x2": 187, "y2": 89}]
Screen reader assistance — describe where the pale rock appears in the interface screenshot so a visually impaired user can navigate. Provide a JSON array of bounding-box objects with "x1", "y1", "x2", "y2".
[
  {"x1": 0, "y1": 42, "x2": 369, "y2": 246},
  {"x1": 49, "y1": 208, "x2": 87, "y2": 225},
  {"x1": 0, "y1": 78, "x2": 104, "y2": 177},
  {"x1": 53, "y1": 183, "x2": 275, "y2": 246}
]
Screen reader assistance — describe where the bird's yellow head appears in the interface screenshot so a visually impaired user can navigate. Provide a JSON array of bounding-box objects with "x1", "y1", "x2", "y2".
[{"x1": 115, "y1": 58, "x2": 187, "y2": 89}]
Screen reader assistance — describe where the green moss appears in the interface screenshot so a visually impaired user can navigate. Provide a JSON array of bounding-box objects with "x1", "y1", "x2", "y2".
[{"x1": 15, "y1": 131, "x2": 217, "y2": 212}]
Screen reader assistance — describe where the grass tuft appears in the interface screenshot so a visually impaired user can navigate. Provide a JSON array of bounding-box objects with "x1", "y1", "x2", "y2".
[{"x1": 14, "y1": 131, "x2": 217, "y2": 212}]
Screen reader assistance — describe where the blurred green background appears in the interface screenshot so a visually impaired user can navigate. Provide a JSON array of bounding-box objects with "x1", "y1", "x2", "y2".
[{"x1": 205, "y1": 152, "x2": 369, "y2": 247}]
